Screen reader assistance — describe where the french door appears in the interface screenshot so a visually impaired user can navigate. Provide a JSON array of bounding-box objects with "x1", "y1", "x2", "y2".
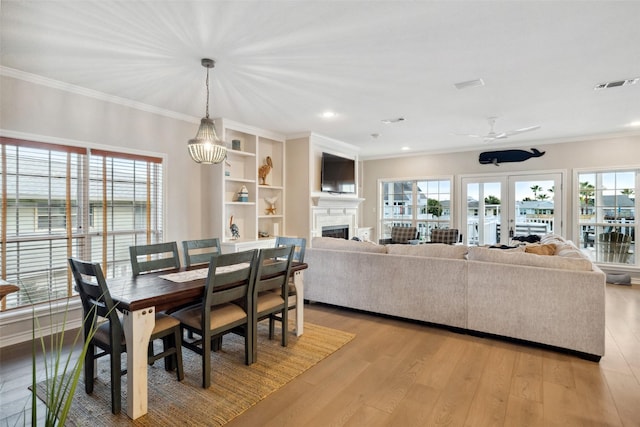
[{"x1": 461, "y1": 173, "x2": 562, "y2": 246}]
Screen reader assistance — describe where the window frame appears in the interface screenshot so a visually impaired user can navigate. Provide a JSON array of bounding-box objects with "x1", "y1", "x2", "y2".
[
  {"x1": 1, "y1": 136, "x2": 166, "y2": 311},
  {"x1": 378, "y1": 176, "x2": 454, "y2": 242},
  {"x1": 574, "y1": 167, "x2": 638, "y2": 268}
]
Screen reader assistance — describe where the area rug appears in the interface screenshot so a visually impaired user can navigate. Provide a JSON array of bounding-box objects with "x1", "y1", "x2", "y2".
[{"x1": 35, "y1": 322, "x2": 354, "y2": 426}]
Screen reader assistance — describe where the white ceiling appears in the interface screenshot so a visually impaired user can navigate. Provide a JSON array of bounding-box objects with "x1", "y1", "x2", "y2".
[{"x1": 2, "y1": 1, "x2": 640, "y2": 159}]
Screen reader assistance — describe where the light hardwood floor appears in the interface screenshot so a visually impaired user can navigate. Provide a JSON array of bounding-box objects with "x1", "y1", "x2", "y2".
[{"x1": 1, "y1": 284, "x2": 639, "y2": 426}]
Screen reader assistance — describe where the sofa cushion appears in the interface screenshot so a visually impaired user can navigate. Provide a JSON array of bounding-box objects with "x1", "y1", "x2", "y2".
[
  {"x1": 311, "y1": 237, "x2": 388, "y2": 254},
  {"x1": 467, "y1": 246, "x2": 593, "y2": 271},
  {"x1": 386, "y1": 243, "x2": 468, "y2": 259}
]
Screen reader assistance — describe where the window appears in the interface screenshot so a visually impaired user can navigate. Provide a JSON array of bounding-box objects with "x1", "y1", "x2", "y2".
[
  {"x1": 380, "y1": 178, "x2": 452, "y2": 242},
  {"x1": 577, "y1": 169, "x2": 637, "y2": 266},
  {"x1": 0, "y1": 138, "x2": 164, "y2": 311}
]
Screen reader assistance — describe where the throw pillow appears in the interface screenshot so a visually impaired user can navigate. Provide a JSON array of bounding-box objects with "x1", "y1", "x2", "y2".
[{"x1": 524, "y1": 243, "x2": 556, "y2": 256}]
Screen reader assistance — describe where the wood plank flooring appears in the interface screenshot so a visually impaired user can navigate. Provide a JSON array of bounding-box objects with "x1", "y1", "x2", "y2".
[{"x1": 1, "y1": 284, "x2": 639, "y2": 426}]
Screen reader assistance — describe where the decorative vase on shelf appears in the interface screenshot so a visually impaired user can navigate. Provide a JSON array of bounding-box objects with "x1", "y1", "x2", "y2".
[{"x1": 237, "y1": 185, "x2": 249, "y2": 202}]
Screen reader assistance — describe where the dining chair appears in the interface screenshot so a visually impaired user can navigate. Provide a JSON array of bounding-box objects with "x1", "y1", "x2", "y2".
[
  {"x1": 170, "y1": 249, "x2": 258, "y2": 388},
  {"x1": 271, "y1": 237, "x2": 306, "y2": 330},
  {"x1": 68, "y1": 257, "x2": 184, "y2": 414},
  {"x1": 129, "y1": 241, "x2": 180, "y2": 276},
  {"x1": 182, "y1": 237, "x2": 222, "y2": 267},
  {"x1": 252, "y1": 245, "x2": 294, "y2": 363}
]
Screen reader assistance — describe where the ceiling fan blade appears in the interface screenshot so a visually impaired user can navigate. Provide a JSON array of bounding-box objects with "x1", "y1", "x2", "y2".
[
  {"x1": 453, "y1": 133, "x2": 484, "y2": 138},
  {"x1": 503, "y1": 125, "x2": 541, "y2": 136}
]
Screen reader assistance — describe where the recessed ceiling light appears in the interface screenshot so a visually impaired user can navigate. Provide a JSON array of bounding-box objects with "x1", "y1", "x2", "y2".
[
  {"x1": 627, "y1": 120, "x2": 640, "y2": 127},
  {"x1": 454, "y1": 78, "x2": 485, "y2": 90},
  {"x1": 401, "y1": 146, "x2": 410, "y2": 151},
  {"x1": 321, "y1": 111, "x2": 336, "y2": 118},
  {"x1": 382, "y1": 117, "x2": 405, "y2": 124}
]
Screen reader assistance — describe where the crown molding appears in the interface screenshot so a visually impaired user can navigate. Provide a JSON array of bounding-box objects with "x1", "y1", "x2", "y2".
[{"x1": 0, "y1": 66, "x2": 199, "y2": 124}]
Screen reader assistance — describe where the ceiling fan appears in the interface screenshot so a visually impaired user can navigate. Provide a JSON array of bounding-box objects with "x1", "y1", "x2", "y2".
[{"x1": 456, "y1": 117, "x2": 540, "y2": 142}]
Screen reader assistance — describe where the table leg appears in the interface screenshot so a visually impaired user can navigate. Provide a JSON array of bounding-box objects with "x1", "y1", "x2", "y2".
[
  {"x1": 294, "y1": 270, "x2": 304, "y2": 336},
  {"x1": 122, "y1": 307, "x2": 155, "y2": 419}
]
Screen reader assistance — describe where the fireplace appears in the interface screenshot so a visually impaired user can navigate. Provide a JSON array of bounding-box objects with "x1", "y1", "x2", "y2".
[{"x1": 322, "y1": 225, "x2": 349, "y2": 240}]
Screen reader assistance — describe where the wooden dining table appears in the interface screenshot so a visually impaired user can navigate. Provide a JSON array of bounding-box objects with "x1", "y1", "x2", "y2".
[{"x1": 106, "y1": 261, "x2": 308, "y2": 420}]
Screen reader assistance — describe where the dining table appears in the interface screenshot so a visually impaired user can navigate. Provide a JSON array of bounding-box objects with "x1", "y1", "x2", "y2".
[{"x1": 105, "y1": 261, "x2": 308, "y2": 420}]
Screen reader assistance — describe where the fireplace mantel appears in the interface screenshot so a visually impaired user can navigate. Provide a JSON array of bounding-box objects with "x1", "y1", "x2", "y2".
[{"x1": 311, "y1": 196, "x2": 364, "y2": 208}]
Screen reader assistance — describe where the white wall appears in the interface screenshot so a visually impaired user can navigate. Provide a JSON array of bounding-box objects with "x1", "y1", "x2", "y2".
[{"x1": 361, "y1": 135, "x2": 640, "y2": 243}]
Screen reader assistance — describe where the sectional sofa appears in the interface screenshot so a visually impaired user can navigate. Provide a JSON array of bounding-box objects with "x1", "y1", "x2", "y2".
[{"x1": 304, "y1": 234, "x2": 606, "y2": 360}]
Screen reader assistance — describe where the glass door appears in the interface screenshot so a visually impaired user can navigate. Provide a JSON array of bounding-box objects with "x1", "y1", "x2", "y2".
[
  {"x1": 463, "y1": 179, "x2": 505, "y2": 246},
  {"x1": 462, "y1": 173, "x2": 562, "y2": 245},
  {"x1": 508, "y1": 174, "x2": 562, "y2": 241}
]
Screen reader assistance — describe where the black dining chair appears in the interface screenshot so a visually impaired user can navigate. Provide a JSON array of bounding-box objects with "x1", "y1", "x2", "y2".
[
  {"x1": 182, "y1": 237, "x2": 222, "y2": 267},
  {"x1": 170, "y1": 249, "x2": 258, "y2": 388},
  {"x1": 252, "y1": 245, "x2": 294, "y2": 362},
  {"x1": 129, "y1": 241, "x2": 181, "y2": 276},
  {"x1": 68, "y1": 257, "x2": 184, "y2": 414}
]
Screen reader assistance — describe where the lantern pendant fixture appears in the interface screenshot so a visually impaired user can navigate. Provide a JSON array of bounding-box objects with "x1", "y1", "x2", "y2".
[{"x1": 187, "y1": 58, "x2": 227, "y2": 164}]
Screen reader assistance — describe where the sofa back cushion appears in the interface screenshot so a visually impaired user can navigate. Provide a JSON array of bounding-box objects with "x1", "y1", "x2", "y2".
[
  {"x1": 386, "y1": 243, "x2": 468, "y2": 259},
  {"x1": 311, "y1": 237, "x2": 388, "y2": 254},
  {"x1": 467, "y1": 246, "x2": 593, "y2": 271}
]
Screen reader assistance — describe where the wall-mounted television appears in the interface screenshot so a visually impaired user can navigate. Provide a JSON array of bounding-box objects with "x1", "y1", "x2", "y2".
[{"x1": 321, "y1": 152, "x2": 356, "y2": 194}]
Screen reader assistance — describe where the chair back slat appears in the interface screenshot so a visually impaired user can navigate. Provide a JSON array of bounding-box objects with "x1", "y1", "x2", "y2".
[
  {"x1": 254, "y1": 246, "x2": 294, "y2": 295},
  {"x1": 182, "y1": 238, "x2": 222, "y2": 267},
  {"x1": 68, "y1": 257, "x2": 121, "y2": 331},
  {"x1": 129, "y1": 242, "x2": 180, "y2": 276},
  {"x1": 204, "y1": 250, "x2": 258, "y2": 308},
  {"x1": 275, "y1": 236, "x2": 306, "y2": 262}
]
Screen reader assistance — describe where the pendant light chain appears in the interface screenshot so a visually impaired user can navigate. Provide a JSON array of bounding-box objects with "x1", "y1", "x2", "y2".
[{"x1": 205, "y1": 66, "x2": 210, "y2": 119}]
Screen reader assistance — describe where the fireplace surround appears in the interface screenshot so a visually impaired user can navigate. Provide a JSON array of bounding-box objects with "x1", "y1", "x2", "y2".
[{"x1": 311, "y1": 196, "x2": 364, "y2": 239}]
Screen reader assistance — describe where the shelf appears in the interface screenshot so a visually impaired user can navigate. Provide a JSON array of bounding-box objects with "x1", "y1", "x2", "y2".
[
  {"x1": 227, "y1": 149, "x2": 255, "y2": 158},
  {"x1": 227, "y1": 178, "x2": 256, "y2": 184},
  {"x1": 206, "y1": 118, "x2": 285, "y2": 243}
]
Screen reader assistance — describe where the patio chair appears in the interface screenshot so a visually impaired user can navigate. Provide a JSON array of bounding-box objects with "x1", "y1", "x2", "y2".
[{"x1": 598, "y1": 231, "x2": 631, "y2": 264}]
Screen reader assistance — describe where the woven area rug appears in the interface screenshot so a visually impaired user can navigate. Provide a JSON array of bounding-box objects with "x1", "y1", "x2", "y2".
[{"x1": 35, "y1": 322, "x2": 354, "y2": 426}]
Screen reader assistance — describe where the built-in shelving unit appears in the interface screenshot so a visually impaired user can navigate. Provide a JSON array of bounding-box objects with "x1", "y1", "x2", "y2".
[{"x1": 202, "y1": 118, "x2": 285, "y2": 252}]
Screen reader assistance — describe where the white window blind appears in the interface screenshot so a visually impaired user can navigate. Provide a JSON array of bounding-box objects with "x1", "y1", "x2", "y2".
[{"x1": 0, "y1": 138, "x2": 164, "y2": 311}]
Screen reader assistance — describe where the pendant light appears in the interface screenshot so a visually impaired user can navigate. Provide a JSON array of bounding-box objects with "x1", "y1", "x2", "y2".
[{"x1": 187, "y1": 58, "x2": 227, "y2": 164}]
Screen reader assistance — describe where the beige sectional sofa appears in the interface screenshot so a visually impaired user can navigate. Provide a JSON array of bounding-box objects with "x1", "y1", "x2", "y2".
[{"x1": 305, "y1": 235, "x2": 606, "y2": 360}]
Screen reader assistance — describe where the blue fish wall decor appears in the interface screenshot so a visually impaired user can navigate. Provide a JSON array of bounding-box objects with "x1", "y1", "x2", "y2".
[{"x1": 479, "y1": 148, "x2": 545, "y2": 166}]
